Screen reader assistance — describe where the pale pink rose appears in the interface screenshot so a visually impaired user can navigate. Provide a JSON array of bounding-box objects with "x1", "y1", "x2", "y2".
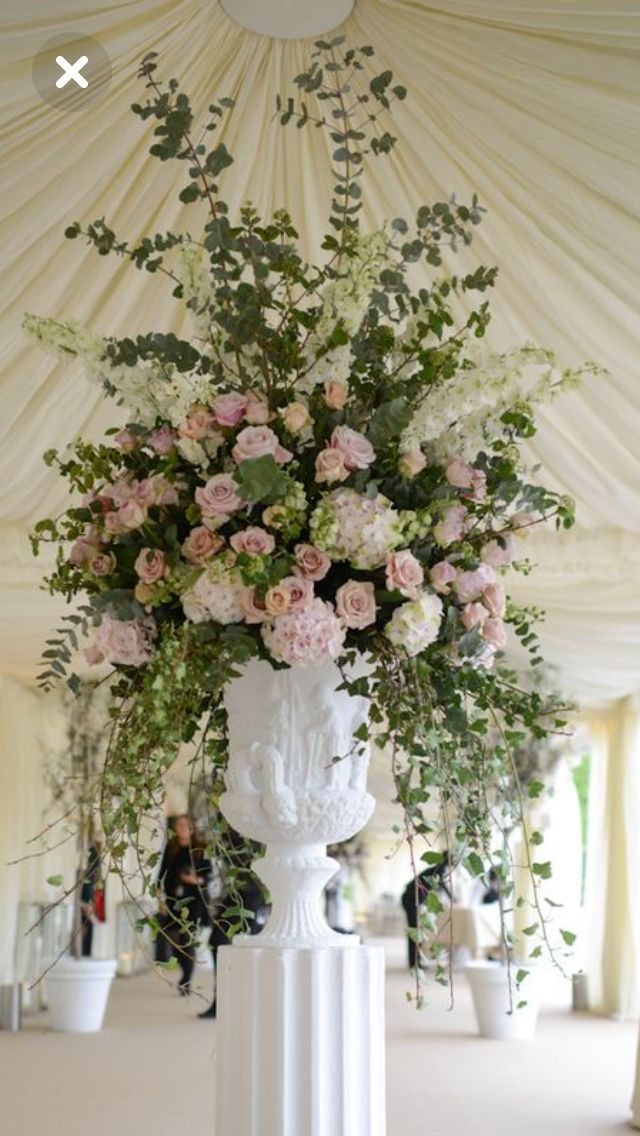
[
  {"x1": 114, "y1": 428, "x2": 139, "y2": 452},
  {"x1": 105, "y1": 499, "x2": 146, "y2": 534},
  {"x1": 482, "y1": 617, "x2": 507, "y2": 649},
  {"x1": 264, "y1": 582, "x2": 293, "y2": 617},
  {"x1": 445, "y1": 457, "x2": 475, "y2": 489},
  {"x1": 109, "y1": 478, "x2": 138, "y2": 506},
  {"x1": 336, "y1": 580, "x2": 377, "y2": 629},
  {"x1": 282, "y1": 401, "x2": 311, "y2": 434},
  {"x1": 84, "y1": 642, "x2": 105, "y2": 666},
  {"x1": 481, "y1": 536, "x2": 516, "y2": 568},
  {"x1": 178, "y1": 405, "x2": 216, "y2": 440},
  {"x1": 385, "y1": 550, "x2": 424, "y2": 599},
  {"x1": 94, "y1": 614, "x2": 156, "y2": 666},
  {"x1": 429, "y1": 561, "x2": 457, "y2": 595},
  {"x1": 453, "y1": 564, "x2": 497, "y2": 604},
  {"x1": 240, "y1": 586, "x2": 270, "y2": 624},
  {"x1": 433, "y1": 504, "x2": 468, "y2": 547},
  {"x1": 283, "y1": 575, "x2": 314, "y2": 612},
  {"x1": 145, "y1": 474, "x2": 179, "y2": 507},
  {"x1": 182, "y1": 526, "x2": 224, "y2": 564},
  {"x1": 69, "y1": 534, "x2": 101, "y2": 567},
  {"x1": 469, "y1": 468, "x2": 487, "y2": 501},
  {"x1": 262, "y1": 598, "x2": 346, "y2": 667},
  {"x1": 324, "y1": 380, "x2": 349, "y2": 409},
  {"x1": 88, "y1": 551, "x2": 116, "y2": 577},
  {"x1": 195, "y1": 474, "x2": 243, "y2": 517},
  {"x1": 510, "y1": 511, "x2": 536, "y2": 536},
  {"x1": 134, "y1": 548, "x2": 167, "y2": 584},
  {"x1": 262, "y1": 505, "x2": 287, "y2": 529},
  {"x1": 232, "y1": 425, "x2": 293, "y2": 465},
  {"x1": 482, "y1": 581, "x2": 506, "y2": 618},
  {"x1": 315, "y1": 447, "x2": 349, "y2": 484},
  {"x1": 293, "y1": 544, "x2": 331, "y2": 582},
  {"x1": 148, "y1": 424, "x2": 176, "y2": 454},
  {"x1": 134, "y1": 581, "x2": 156, "y2": 606},
  {"x1": 460, "y1": 602, "x2": 489, "y2": 631},
  {"x1": 212, "y1": 392, "x2": 248, "y2": 427},
  {"x1": 329, "y1": 425, "x2": 375, "y2": 471},
  {"x1": 245, "y1": 390, "x2": 270, "y2": 425},
  {"x1": 398, "y1": 447, "x2": 426, "y2": 479},
  {"x1": 230, "y1": 527, "x2": 275, "y2": 556}
]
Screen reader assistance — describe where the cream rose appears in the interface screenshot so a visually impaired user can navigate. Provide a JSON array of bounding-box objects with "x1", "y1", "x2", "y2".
[
  {"x1": 282, "y1": 401, "x2": 311, "y2": 434},
  {"x1": 398, "y1": 447, "x2": 426, "y2": 479},
  {"x1": 293, "y1": 543, "x2": 331, "y2": 581},
  {"x1": 336, "y1": 580, "x2": 377, "y2": 629},
  {"x1": 315, "y1": 447, "x2": 349, "y2": 484},
  {"x1": 324, "y1": 380, "x2": 349, "y2": 409}
]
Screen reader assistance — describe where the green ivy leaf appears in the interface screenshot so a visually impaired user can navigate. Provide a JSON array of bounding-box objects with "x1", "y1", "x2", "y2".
[{"x1": 532, "y1": 861, "x2": 552, "y2": 880}]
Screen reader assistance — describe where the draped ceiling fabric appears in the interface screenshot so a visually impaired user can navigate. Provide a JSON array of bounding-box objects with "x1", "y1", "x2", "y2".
[{"x1": 1, "y1": 0, "x2": 640, "y2": 707}]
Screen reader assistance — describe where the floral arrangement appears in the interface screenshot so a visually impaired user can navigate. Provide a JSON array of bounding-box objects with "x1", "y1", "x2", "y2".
[{"x1": 27, "y1": 41, "x2": 587, "y2": 985}]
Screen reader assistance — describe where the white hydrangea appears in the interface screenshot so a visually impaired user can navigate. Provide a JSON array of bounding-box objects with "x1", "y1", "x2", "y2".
[
  {"x1": 181, "y1": 563, "x2": 244, "y2": 625},
  {"x1": 384, "y1": 591, "x2": 444, "y2": 656},
  {"x1": 176, "y1": 245, "x2": 213, "y2": 339}
]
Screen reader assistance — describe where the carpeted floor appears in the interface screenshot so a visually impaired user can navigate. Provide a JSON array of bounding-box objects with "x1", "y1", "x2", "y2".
[{"x1": 0, "y1": 945, "x2": 636, "y2": 1136}]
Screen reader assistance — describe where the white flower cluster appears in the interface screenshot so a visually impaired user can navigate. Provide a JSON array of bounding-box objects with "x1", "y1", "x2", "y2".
[
  {"x1": 176, "y1": 245, "x2": 212, "y2": 339},
  {"x1": 402, "y1": 342, "x2": 581, "y2": 462},
  {"x1": 24, "y1": 314, "x2": 105, "y2": 363}
]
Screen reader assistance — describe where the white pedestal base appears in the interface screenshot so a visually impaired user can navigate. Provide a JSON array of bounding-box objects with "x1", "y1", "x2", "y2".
[{"x1": 216, "y1": 944, "x2": 386, "y2": 1136}]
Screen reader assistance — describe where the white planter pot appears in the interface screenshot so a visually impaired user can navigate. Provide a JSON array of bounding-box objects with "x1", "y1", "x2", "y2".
[
  {"x1": 46, "y1": 957, "x2": 117, "y2": 1032},
  {"x1": 466, "y1": 960, "x2": 542, "y2": 1040}
]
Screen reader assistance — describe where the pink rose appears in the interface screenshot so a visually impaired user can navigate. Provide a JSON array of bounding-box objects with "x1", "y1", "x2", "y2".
[
  {"x1": 230, "y1": 527, "x2": 275, "y2": 556},
  {"x1": 433, "y1": 505, "x2": 468, "y2": 547},
  {"x1": 481, "y1": 536, "x2": 516, "y2": 568},
  {"x1": 282, "y1": 401, "x2": 311, "y2": 434},
  {"x1": 114, "y1": 428, "x2": 139, "y2": 453},
  {"x1": 148, "y1": 424, "x2": 176, "y2": 454},
  {"x1": 429, "y1": 561, "x2": 457, "y2": 595},
  {"x1": 460, "y1": 602, "x2": 489, "y2": 631},
  {"x1": 212, "y1": 392, "x2": 248, "y2": 427},
  {"x1": 232, "y1": 425, "x2": 293, "y2": 465},
  {"x1": 482, "y1": 581, "x2": 506, "y2": 618},
  {"x1": 336, "y1": 580, "x2": 377, "y2": 629},
  {"x1": 445, "y1": 457, "x2": 475, "y2": 489},
  {"x1": 105, "y1": 499, "x2": 146, "y2": 534},
  {"x1": 178, "y1": 406, "x2": 216, "y2": 440},
  {"x1": 134, "y1": 548, "x2": 167, "y2": 584},
  {"x1": 69, "y1": 533, "x2": 101, "y2": 567},
  {"x1": 109, "y1": 478, "x2": 138, "y2": 506},
  {"x1": 265, "y1": 575, "x2": 313, "y2": 617},
  {"x1": 510, "y1": 511, "x2": 536, "y2": 536},
  {"x1": 482, "y1": 617, "x2": 507, "y2": 649},
  {"x1": 315, "y1": 447, "x2": 349, "y2": 484},
  {"x1": 240, "y1": 586, "x2": 270, "y2": 624},
  {"x1": 398, "y1": 447, "x2": 426, "y2": 479},
  {"x1": 385, "y1": 550, "x2": 424, "y2": 599},
  {"x1": 94, "y1": 614, "x2": 157, "y2": 667},
  {"x1": 88, "y1": 551, "x2": 116, "y2": 577},
  {"x1": 182, "y1": 526, "x2": 224, "y2": 564},
  {"x1": 469, "y1": 469, "x2": 487, "y2": 501},
  {"x1": 262, "y1": 598, "x2": 346, "y2": 667},
  {"x1": 293, "y1": 544, "x2": 331, "y2": 582},
  {"x1": 195, "y1": 474, "x2": 243, "y2": 517},
  {"x1": 245, "y1": 390, "x2": 270, "y2": 425},
  {"x1": 324, "y1": 380, "x2": 349, "y2": 409},
  {"x1": 329, "y1": 425, "x2": 375, "y2": 471},
  {"x1": 84, "y1": 642, "x2": 105, "y2": 666},
  {"x1": 453, "y1": 564, "x2": 497, "y2": 604},
  {"x1": 147, "y1": 474, "x2": 180, "y2": 507}
]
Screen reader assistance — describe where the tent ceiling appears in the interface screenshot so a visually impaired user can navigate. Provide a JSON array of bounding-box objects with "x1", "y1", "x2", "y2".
[{"x1": 1, "y1": 1, "x2": 639, "y2": 704}]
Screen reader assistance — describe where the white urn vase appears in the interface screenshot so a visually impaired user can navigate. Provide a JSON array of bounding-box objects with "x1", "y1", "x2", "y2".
[{"x1": 216, "y1": 658, "x2": 386, "y2": 1136}]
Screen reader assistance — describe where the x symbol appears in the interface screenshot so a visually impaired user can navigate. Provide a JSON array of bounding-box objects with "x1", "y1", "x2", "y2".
[{"x1": 55, "y1": 55, "x2": 89, "y2": 89}]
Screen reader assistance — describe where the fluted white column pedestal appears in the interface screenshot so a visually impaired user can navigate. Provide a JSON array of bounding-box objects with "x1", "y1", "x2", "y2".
[{"x1": 216, "y1": 943, "x2": 386, "y2": 1136}]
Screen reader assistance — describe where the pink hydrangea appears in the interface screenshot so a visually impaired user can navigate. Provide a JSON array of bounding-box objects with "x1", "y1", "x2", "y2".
[
  {"x1": 385, "y1": 550, "x2": 424, "y2": 599},
  {"x1": 94, "y1": 614, "x2": 157, "y2": 666},
  {"x1": 336, "y1": 580, "x2": 377, "y2": 629},
  {"x1": 329, "y1": 425, "x2": 375, "y2": 471},
  {"x1": 181, "y1": 568, "x2": 244, "y2": 625},
  {"x1": 262, "y1": 598, "x2": 346, "y2": 667},
  {"x1": 212, "y1": 392, "x2": 248, "y2": 427},
  {"x1": 312, "y1": 488, "x2": 403, "y2": 570},
  {"x1": 293, "y1": 544, "x2": 331, "y2": 582},
  {"x1": 232, "y1": 425, "x2": 292, "y2": 465}
]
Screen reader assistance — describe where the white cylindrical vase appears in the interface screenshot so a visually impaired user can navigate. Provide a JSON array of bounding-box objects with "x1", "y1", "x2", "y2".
[
  {"x1": 466, "y1": 960, "x2": 542, "y2": 1040},
  {"x1": 217, "y1": 659, "x2": 386, "y2": 1136},
  {"x1": 46, "y1": 956, "x2": 117, "y2": 1032}
]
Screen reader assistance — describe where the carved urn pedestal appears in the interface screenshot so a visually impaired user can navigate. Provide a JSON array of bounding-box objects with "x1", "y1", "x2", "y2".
[{"x1": 216, "y1": 659, "x2": 386, "y2": 1136}]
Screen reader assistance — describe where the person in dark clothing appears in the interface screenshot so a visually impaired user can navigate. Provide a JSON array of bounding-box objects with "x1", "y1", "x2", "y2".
[
  {"x1": 482, "y1": 868, "x2": 501, "y2": 905},
  {"x1": 79, "y1": 843, "x2": 102, "y2": 958},
  {"x1": 401, "y1": 862, "x2": 452, "y2": 970},
  {"x1": 158, "y1": 815, "x2": 212, "y2": 995}
]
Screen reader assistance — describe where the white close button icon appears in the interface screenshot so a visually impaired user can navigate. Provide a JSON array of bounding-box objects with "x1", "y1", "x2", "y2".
[{"x1": 55, "y1": 55, "x2": 89, "y2": 89}]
